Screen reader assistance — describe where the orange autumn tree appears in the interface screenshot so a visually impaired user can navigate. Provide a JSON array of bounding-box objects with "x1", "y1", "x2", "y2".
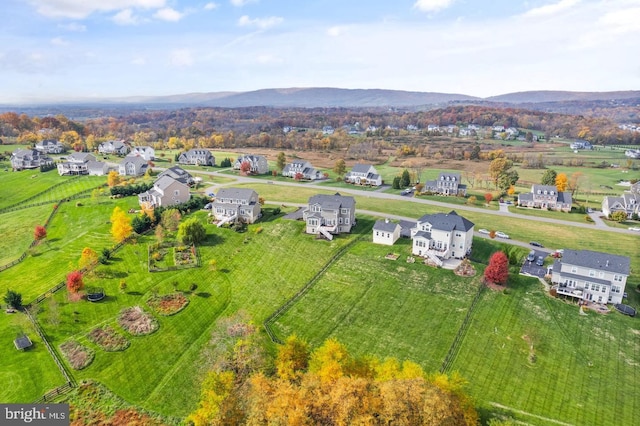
[
  {"x1": 66, "y1": 270, "x2": 84, "y2": 293},
  {"x1": 110, "y1": 206, "x2": 132, "y2": 243},
  {"x1": 34, "y1": 225, "x2": 47, "y2": 241},
  {"x1": 555, "y1": 172, "x2": 568, "y2": 192}
]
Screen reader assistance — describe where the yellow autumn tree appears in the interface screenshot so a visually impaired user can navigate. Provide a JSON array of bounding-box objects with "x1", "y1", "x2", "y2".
[
  {"x1": 107, "y1": 170, "x2": 120, "y2": 188},
  {"x1": 78, "y1": 247, "x2": 98, "y2": 270},
  {"x1": 110, "y1": 206, "x2": 132, "y2": 243},
  {"x1": 555, "y1": 172, "x2": 568, "y2": 192}
]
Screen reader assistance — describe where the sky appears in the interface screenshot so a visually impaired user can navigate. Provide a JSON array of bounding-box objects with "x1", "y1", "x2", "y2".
[{"x1": 0, "y1": 0, "x2": 639, "y2": 103}]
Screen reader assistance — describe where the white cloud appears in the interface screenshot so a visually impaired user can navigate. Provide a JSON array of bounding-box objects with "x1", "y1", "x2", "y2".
[
  {"x1": 112, "y1": 9, "x2": 140, "y2": 25},
  {"x1": 230, "y1": 0, "x2": 258, "y2": 6},
  {"x1": 327, "y1": 26, "x2": 346, "y2": 37},
  {"x1": 238, "y1": 15, "x2": 283, "y2": 29},
  {"x1": 204, "y1": 2, "x2": 219, "y2": 10},
  {"x1": 256, "y1": 54, "x2": 282, "y2": 64},
  {"x1": 170, "y1": 49, "x2": 194, "y2": 67},
  {"x1": 598, "y1": 6, "x2": 640, "y2": 34},
  {"x1": 58, "y1": 23, "x2": 86, "y2": 32},
  {"x1": 413, "y1": 0, "x2": 455, "y2": 13},
  {"x1": 153, "y1": 7, "x2": 184, "y2": 21},
  {"x1": 522, "y1": 0, "x2": 581, "y2": 18},
  {"x1": 50, "y1": 37, "x2": 68, "y2": 46},
  {"x1": 30, "y1": 0, "x2": 166, "y2": 19}
]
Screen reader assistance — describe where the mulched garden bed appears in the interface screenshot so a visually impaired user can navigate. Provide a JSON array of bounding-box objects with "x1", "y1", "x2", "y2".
[
  {"x1": 146, "y1": 292, "x2": 189, "y2": 316},
  {"x1": 87, "y1": 325, "x2": 130, "y2": 351},
  {"x1": 118, "y1": 306, "x2": 159, "y2": 336},
  {"x1": 60, "y1": 340, "x2": 94, "y2": 370}
]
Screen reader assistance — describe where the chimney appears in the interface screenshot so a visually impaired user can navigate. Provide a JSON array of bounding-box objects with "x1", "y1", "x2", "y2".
[{"x1": 606, "y1": 260, "x2": 609, "y2": 267}]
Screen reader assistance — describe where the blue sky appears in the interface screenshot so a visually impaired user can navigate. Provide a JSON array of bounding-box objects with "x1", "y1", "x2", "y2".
[{"x1": 1, "y1": 0, "x2": 639, "y2": 103}]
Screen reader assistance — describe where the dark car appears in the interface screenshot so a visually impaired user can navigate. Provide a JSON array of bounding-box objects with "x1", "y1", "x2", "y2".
[
  {"x1": 530, "y1": 241, "x2": 544, "y2": 247},
  {"x1": 535, "y1": 256, "x2": 545, "y2": 266}
]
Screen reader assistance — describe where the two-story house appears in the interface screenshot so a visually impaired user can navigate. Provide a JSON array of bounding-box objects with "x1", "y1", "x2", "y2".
[
  {"x1": 118, "y1": 154, "x2": 149, "y2": 176},
  {"x1": 211, "y1": 188, "x2": 261, "y2": 225},
  {"x1": 282, "y1": 160, "x2": 322, "y2": 180},
  {"x1": 344, "y1": 164, "x2": 382, "y2": 186},
  {"x1": 138, "y1": 176, "x2": 190, "y2": 209},
  {"x1": 303, "y1": 193, "x2": 356, "y2": 240},
  {"x1": 178, "y1": 149, "x2": 215, "y2": 166},
  {"x1": 423, "y1": 172, "x2": 467, "y2": 196},
  {"x1": 410, "y1": 211, "x2": 474, "y2": 266},
  {"x1": 602, "y1": 182, "x2": 640, "y2": 219},
  {"x1": 373, "y1": 219, "x2": 401, "y2": 246},
  {"x1": 234, "y1": 155, "x2": 269, "y2": 175},
  {"x1": 157, "y1": 166, "x2": 195, "y2": 186},
  {"x1": 517, "y1": 185, "x2": 572, "y2": 212},
  {"x1": 57, "y1": 152, "x2": 97, "y2": 175},
  {"x1": 35, "y1": 139, "x2": 65, "y2": 154},
  {"x1": 98, "y1": 140, "x2": 129, "y2": 156},
  {"x1": 10, "y1": 149, "x2": 54, "y2": 171},
  {"x1": 130, "y1": 146, "x2": 155, "y2": 161},
  {"x1": 551, "y1": 249, "x2": 630, "y2": 305}
]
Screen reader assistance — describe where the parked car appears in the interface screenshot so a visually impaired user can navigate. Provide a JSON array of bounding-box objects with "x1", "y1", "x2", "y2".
[
  {"x1": 628, "y1": 227, "x2": 640, "y2": 232},
  {"x1": 401, "y1": 188, "x2": 413, "y2": 196},
  {"x1": 496, "y1": 231, "x2": 510, "y2": 239},
  {"x1": 530, "y1": 241, "x2": 544, "y2": 247},
  {"x1": 478, "y1": 229, "x2": 490, "y2": 235},
  {"x1": 526, "y1": 250, "x2": 536, "y2": 262},
  {"x1": 535, "y1": 256, "x2": 545, "y2": 266},
  {"x1": 207, "y1": 192, "x2": 215, "y2": 197}
]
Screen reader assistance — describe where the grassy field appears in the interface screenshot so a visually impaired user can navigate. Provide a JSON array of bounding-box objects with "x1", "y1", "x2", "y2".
[{"x1": 0, "y1": 204, "x2": 54, "y2": 265}]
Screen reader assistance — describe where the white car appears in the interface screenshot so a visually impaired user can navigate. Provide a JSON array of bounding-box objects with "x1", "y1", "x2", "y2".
[
  {"x1": 629, "y1": 227, "x2": 640, "y2": 232},
  {"x1": 496, "y1": 231, "x2": 510, "y2": 239},
  {"x1": 478, "y1": 229, "x2": 490, "y2": 235}
]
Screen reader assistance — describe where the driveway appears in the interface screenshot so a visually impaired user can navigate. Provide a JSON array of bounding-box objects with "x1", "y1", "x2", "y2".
[{"x1": 520, "y1": 249, "x2": 551, "y2": 278}]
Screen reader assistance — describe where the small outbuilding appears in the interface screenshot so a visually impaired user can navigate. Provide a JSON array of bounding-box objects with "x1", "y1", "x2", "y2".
[
  {"x1": 373, "y1": 219, "x2": 401, "y2": 246},
  {"x1": 14, "y1": 334, "x2": 33, "y2": 351}
]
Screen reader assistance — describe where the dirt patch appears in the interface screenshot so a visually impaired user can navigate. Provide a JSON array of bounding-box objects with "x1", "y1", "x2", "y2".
[
  {"x1": 118, "y1": 306, "x2": 159, "y2": 336},
  {"x1": 454, "y1": 259, "x2": 476, "y2": 277},
  {"x1": 146, "y1": 293, "x2": 189, "y2": 316},
  {"x1": 60, "y1": 340, "x2": 94, "y2": 370},
  {"x1": 87, "y1": 325, "x2": 130, "y2": 352},
  {"x1": 485, "y1": 282, "x2": 507, "y2": 292}
]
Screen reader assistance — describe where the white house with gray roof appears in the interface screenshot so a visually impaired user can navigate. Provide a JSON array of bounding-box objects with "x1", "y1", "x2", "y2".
[
  {"x1": 35, "y1": 139, "x2": 65, "y2": 154},
  {"x1": 345, "y1": 164, "x2": 382, "y2": 186},
  {"x1": 411, "y1": 211, "x2": 474, "y2": 264},
  {"x1": 130, "y1": 146, "x2": 155, "y2": 161},
  {"x1": 373, "y1": 219, "x2": 401, "y2": 245},
  {"x1": 57, "y1": 152, "x2": 97, "y2": 175},
  {"x1": 518, "y1": 184, "x2": 572, "y2": 212},
  {"x1": 10, "y1": 149, "x2": 54, "y2": 170},
  {"x1": 282, "y1": 160, "x2": 322, "y2": 180},
  {"x1": 551, "y1": 249, "x2": 630, "y2": 305},
  {"x1": 234, "y1": 154, "x2": 269, "y2": 174},
  {"x1": 157, "y1": 166, "x2": 194, "y2": 186},
  {"x1": 423, "y1": 172, "x2": 467, "y2": 196},
  {"x1": 98, "y1": 140, "x2": 129, "y2": 156},
  {"x1": 118, "y1": 154, "x2": 148, "y2": 176},
  {"x1": 303, "y1": 193, "x2": 356, "y2": 240},
  {"x1": 178, "y1": 149, "x2": 215, "y2": 166},
  {"x1": 138, "y1": 176, "x2": 190, "y2": 208},
  {"x1": 211, "y1": 188, "x2": 261, "y2": 225},
  {"x1": 601, "y1": 183, "x2": 640, "y2": 219}
]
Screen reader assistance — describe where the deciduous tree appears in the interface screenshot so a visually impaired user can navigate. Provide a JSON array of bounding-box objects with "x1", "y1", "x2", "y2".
[
  {"x1": 66, "y1": 270, "x2": 84, "y2": 293},
  {"x1": 107, "y1": 170, "x2": 120, "y2": 187},
  {"x1": 541, "y1": 169, "x2": 557, "y2": 186},
  {"x1": 555, "y1": 172, "x2": 568, "y2": 192},
  {"x1": 177, "y1": 217, "x2": 206, "y2": 245},
  {"x1": 484, "y1": 251, "x2": 509, "y2": 286},
  {"x1": 333, "y1": 158, "x2": 346, "y2": 178},
  {"x1": 484, "y1": 193, "x2": 493, "y2": 204},
  {"x1": 240, "y1": 160, "x2": 251, "y2": 175},
  {"x1": 4, "y1": 289, "x2": 22, "y2": 309},
  {"x1": 110, "y1": 206, "x2": 132, "y2": 243},
  {"x1": 78, "y1": 247, "x2": 98, "y2": 270},
  {"x1": 161, "y1": 208, "x2": 182, "y2": 231},
  {"x1": 611, "y1": 211, "x2": 628, "y2": 222},
  {"x1": 34, "y1": 225, "x2": 47, "y2": 241},
  {"x1": 276, "y1": 152, "x2": 286, "y2": 171}
]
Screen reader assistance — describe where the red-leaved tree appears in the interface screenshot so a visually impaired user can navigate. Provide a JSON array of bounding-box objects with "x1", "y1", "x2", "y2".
[
  {"x1": 294, "y1": 172, "x2": 304, "y2": 181},
  {"x1": 66, "y1": 270, "x2": 84, "y2": 293},
  {"x1": 484, "y1": 251, "x2": 509, "y2": 286},
  {"x1": 34, "y1": 225, "x2": 47, "y2": 241},
  {"x1": 240, "y1": 160, "x2": 251, "y2": 175},
  {"x1": 484, "y1": 193, "x2": 493, "y2": 204}
]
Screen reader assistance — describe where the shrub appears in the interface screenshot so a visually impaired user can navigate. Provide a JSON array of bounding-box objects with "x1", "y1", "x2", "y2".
[{"x1": 3, "y1": 289, "x2": 22, "y2": 309}]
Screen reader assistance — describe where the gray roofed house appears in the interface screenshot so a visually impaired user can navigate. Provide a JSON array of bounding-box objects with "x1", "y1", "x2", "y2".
[
  {"x1": 211, "y1": 187, "x2": 261, "y2": 225},
  {"x1": 601, "y1": 186, "x2": 640, "y2": 219},
  {"x1": 234, "y1": 154, "x2": 269, "y2": 175},
  {"x1": 138, "y1": 175, "x2": 190, "y2": 208},
  {"x1": 303, "y1": 193, "x2": 356, "y2": 239},
  {"x1": 35, "y1": 139, "x2": 65, "y2": 154},
  {"x1": 373, "y1": 219, "x2": 401, "y2": 245},
  {"x1": 118, "y1": 154, "x2": 149, "y2": 176},
  {"x1": 158, "y1": 166, "x2": 194, "y2": 186},
  {"x1": 98, "y1": 140, "x2": 129, "y2": 156},
  {"x1": 57, "y1": 152, "x2": 100, "y2": 175},
  {"x1": 87, "y1": 160, "x2": 109, "y2": 176},
  {"x1": 411, "y1": 210, "x2": 474, "y2": 263},
  {"x1": 10, "y1": 149, "x2": 54, "y2": 170},
  {"x1": 345, "y1": 164, "x2": 382, "y2": 186},
  {"x1": 282, "y1": 160, "x2": 322, "y2": 180},
  {"x1": 517, "y1": 184, "x2": 572, "y2": 212},
  {"x1": 178, "y1": 149, "x2": 215, "y2": 166},
  {"x1": 130, "y1": 146, "x2": 155, "y2": 161},
  {"x1": 551, "y1": 249, "x2": 630, "y2": 305},
  {"x1": 423, "y1": 172, "x2": 467, "y2": 196}
]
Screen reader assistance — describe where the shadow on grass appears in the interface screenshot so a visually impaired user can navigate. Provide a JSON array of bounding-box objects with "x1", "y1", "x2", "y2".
[
  {"x1": 219, "y1": 268, "x2": 230, "y2": 273},
  {"x1": 199, "y1": 234, "x2": 225, "y2": 247},
  {"x1": 196, "y1": 292, "x2": 211, "y2": 298},
  {"x1": 127, "y1": 291, "x2": 142, "y2": 296}
]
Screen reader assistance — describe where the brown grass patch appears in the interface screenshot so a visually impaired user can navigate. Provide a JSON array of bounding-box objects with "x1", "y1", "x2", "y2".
[
  {"x1": 118, "y1": 306, "x2": 159, "y2": 336},
  {"x1": 146, "y1": 293, "x2": 189, "y2": 316},
  {"x1": 87, "y1": 325, "x2": 130, "y2": 351},
  {"x1": 60, "y1": 340, "x2": 94, "y2": 370}
]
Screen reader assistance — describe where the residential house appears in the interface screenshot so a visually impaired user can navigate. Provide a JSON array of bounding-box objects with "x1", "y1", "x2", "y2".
[
  {"x1": 98, "y1": 140, "x2": 129, "y2": 156},
  {"x1": 157, "y1": 166, "x2": 194, "y2": 186},
  {"x1": 423, "y1": 172, "x2": 467, "y2": 196},
  {"x1": 551, "y1": 249, "x2": 630, "y2": 305},
  {"x1": 303, "y1": 193, "x2": 356, "y2": 240},
  {"x1": 138, "y1": 176, "x2": 190, "y2": 208},
  {"x1": 178, "y1": 149, "x2": 215, "y2": 166},
  {"x1": 10, "y1": 149, "x2": 54, "y2": 170},
  {"x1": 459, "y1": 128, "x2": 476, "y2": 137},
  {"x1": 211, "y1": 188, "x2": 261, "y2": 225},
  {"x1": 344, "y1": 164, "x2": 382, "y2": 186},
  {"x1": 87, "y1": 161, "x2": 109, "y2": 176},
  {"x1": 322, "y1": 126, "x2": 334, "y2": 135},
  {"x1": 602, "y1": 183, "x2": 640, "y2": 219},
  {"x1": 57, "y1": 152, "x2": 97, "y2": 175},
  {"x1": 282, "y1": 160, "x2": 322, "y2": 180},
  {"x1": 570, "y1": 140, "x2": 593, "y2": 150},
  {"x1": 410, "y1": 211, "x2": 474, "y2": 265},
  {"x1": 373, "y1": 219, "x2": 401, "y2": 246},
  {"x1": 35, "y1": 139, "x2": 65, "y2": 154},
  {"x1": 517, "y1": 185, "x2": 572, "y2": 212},
  {"x1": 407, "y1": 124, "x2": 419, "y2": 132},
  {"x1": 130, "y1": 146, "x2": 155, "y2": 161},
  {"x1": 118, "y1": 154, "x2": 149, "y2": 176},
  {"x1": 234, "y1": 154, "x2": 269, "y2": 174}
]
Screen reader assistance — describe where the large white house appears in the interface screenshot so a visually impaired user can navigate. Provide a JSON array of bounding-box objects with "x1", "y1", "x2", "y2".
[
  {"x1": 551, "y1": 249, "x2": 630, "y2": 305},
  {"x1": 130, "y1": 146, "x2": 155, "y2": 161},
  {"x1": 211, "y1": 188, "x2": 261, "y2": 225},
  {"x1": 602, "y1": 182, "x2": 640, "y2": 219},
  {"x1": 234, "y1": 155, "x2": 269, "y2": 175},
  {"x1": 303, "y1": 193, "x2": 356, "y2": 240},
  {"x1": 411, "y1": 211, "x2": 474, "y2": 265},
  {"x1": 345, "y1": 164, "x2": 382, "y2": 186},
  {"x1": 517, "y1": 185, "x2": 572, "y2": 212},
  {"x1": 282, "y1": 160, "x2": 322, "y2": 180},
  {"x1": 138, "y1": 176, "x2": 190, "y2": 208}
]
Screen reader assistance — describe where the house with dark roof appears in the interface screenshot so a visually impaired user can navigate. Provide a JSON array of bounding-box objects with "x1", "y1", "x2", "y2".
[
  {"x1": 423, "y1": 172, "x2": 467, "y2": 196},
  {"x1": 157, "y1": 166, "x2": 194, "y2": 186},
  {"x1": 211, "y1": 188, "x2": 261, "y2": 225},
  {"x1": 282, "y1": 160, "x2": 322, "y2": 180},
  {"x1": 602, "y1": 183, "x2": 640, "y2": 219},
  {"x1": 35, "y1": 139, "x2": 65, "y2": 154},
  {"x1": 570, "y1": 140, "x2": 593, "y2": 150},
  {"x1": 551, "y1": 249, "x2": 630, "y2": 305},
  {"x1": 10, "y1": 149, "x2": 54, "y2": 170},
  {"x1": 303, "y1": 193, "x2": 356, "y2": 240},
  {"x1": 410, "y1": 211, "x2": 474, "y2": 264},
  {"x1": 345, "y1": 164, "x2": 382, "y2": 186},
  {"x1": 98, "y1": 140, "x2": 129, "y2": 156},
  {"x1": 234, "y1": 154, "x2": 269, "y2": 174},
  {"x1": 373, "y1": 219, "x2": 401, "y2": 245},
  {"x1": 178, "y1": 149, "x2": 215, "y2": 166},
  {"x1": 118, "y1": 154, "x2": 149, "y2": 176},
  {"x1": 138, "y1": 176, "x2": 190, "y2": 208},
  {"x1": 517, "y1": 184, "x2": 572, "y2": 212}
]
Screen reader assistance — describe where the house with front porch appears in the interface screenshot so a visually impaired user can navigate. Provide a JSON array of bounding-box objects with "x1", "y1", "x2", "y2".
[
  {"x1": 57, "y1": 152, "x2": 97, "y2": 175},
  {"x1": 10, "y1": 149, "x2": 54, "y2": 170},
  {"x1": 98, "y1": 140, "x2": 129, "y2": 156},
  {"x1": 551, "y1": 249, "x2": 630, "y2": 305},
  {"x1": 344, "y1": 164, "x2": 382, "y2": 186},
  {"x1": 517, "y1": 185, "x2": 572, "y2": 212},
  {"x1": 138, "y1": 176, "x2": 190, "y2": 208},
  {"x1": 211, "y1": 188, "x2": 261, "y2": 225},
  {"x1": 373, "y1": 219, "x2": 401, "y2": 245},
  {"x1": 303, "y1": 193, "x2": 356, "y2": 240},
  {"x1": 423, "y1": 172, "x2": 467, "y2": 196},
  {"x1": 234, "y1": 154, "x2": 269, "y2": 174},
  {"x1": 411, "y1": 211, "x2": 474, "y2": 265},
  {"x1": 282, "y1": 160, "x2": 322, "y2": 180},
  {"x1": 178, "y1": 149, "x2": 215, "y2": 166}
]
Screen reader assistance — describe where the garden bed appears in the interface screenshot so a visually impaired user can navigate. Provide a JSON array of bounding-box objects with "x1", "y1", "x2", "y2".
[
  {"x1": 146, "y1": 293, "x2": 189, "y2": 316},
  {"x1": 118, "y1": 306, "x2": 159, "y2": 336},
  {"x1": 60, "y1": 340, "x2": 94, "y2": 370},
  {"x1": 87, "y1": 325, "x2": 130, "y2": 351},
  {"x1": 148, "y1": 242, "x2": 198, "y2": 272}
]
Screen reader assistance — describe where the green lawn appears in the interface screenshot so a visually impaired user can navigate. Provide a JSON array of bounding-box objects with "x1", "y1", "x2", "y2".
[{"x1": 0, "y1": 204, "x2": 54, "y2": 265}]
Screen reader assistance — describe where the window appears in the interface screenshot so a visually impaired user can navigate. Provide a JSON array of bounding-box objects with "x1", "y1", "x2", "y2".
[
  {"x1": 614, "y1": 274, "x2": 623, "y2": 282},
  {"x1": 571, "y1": 266, "x2": 577, "y2": 273},
  {"x1": 174, "y1": 190, "x2": 180, "y2": 196},
  {"x1": 345, "y1": 218, "x2": 349, "y2": 225},
  {"x1": 589, "y1": 270, "x2": 596, "y2": 277},
  {"x1": 612, "y1": 285, "x2": 621, "y2": 294},
  {"x1": 594, "y1": 285, "x2": 600, "y2": 292},
  {"x1": 341, "y1": 208, "x2": 348, "y2": 214},
  {"x1": 375, "y1": 231, "x2": 379, "y2": 236}
]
